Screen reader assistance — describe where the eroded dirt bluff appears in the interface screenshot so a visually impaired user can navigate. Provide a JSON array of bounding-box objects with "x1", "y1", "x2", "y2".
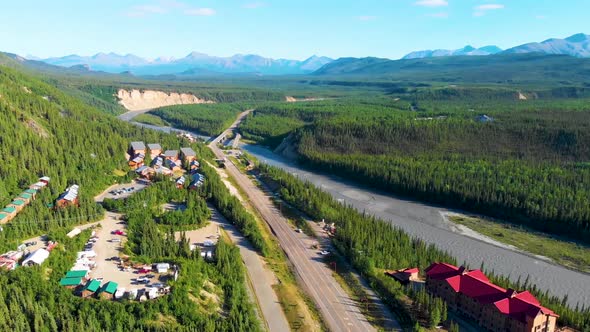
[{"x1": 117, "y1": 89, "x2": 214, "y2": 111}]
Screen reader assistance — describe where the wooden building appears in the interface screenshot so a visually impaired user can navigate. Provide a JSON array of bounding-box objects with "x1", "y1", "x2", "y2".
[
  {"x1": 56, "y1": 184, "x2": 80, "y2": 208},
  {"x1": 148, "y1": 143, "x2": 162, "y2": 159},
  {"x1": 180, "y1": 147, "x2": 196, "y2": 163},
  {"x1": 129, "y1": 141, "x2": 146, "y2": 156}
]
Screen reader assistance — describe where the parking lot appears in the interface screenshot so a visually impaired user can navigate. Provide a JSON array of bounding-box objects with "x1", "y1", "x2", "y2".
[
  {"x1": 94, "y1": 180, "x2": 148, "y2": 202},
  {"x1": 88, "y1": 211, "x2": 170, "y2": 291}
]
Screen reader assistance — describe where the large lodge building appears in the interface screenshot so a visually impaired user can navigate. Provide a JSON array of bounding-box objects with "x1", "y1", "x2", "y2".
[{"x1": 425, "y1": 263, "x2": 558, "y2": 332}]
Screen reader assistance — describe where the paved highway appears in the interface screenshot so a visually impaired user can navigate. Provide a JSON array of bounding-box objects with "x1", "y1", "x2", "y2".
[
  {"x1": 210, "y1": 111, "x2": 376, "y2": 332},
  {"x1": 242, "y1": 144, "x2": 590, "y2": 307}
]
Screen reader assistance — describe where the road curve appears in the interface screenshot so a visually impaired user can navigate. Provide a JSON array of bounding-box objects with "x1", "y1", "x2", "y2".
[
  {"x1": 242, "y1": 144, "x2": 590, "y2": 308},
  {"x1": 210, "y1": 111, "x2": 376, "y2": 332}
]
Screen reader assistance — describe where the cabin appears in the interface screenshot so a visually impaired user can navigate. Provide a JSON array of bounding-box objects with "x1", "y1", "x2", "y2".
[
  {"x1": 175, "y1": 176, "x2": 186, "y2": 189},
  {"x1": 189, "y1": 159, "x2": 200, "y2": 172},
  {"x1": 8, "y1": 199, "x2": 27, "y2": 213},
  {"x1": 56, "y1": 184, "x2": 80, "y2": 208},
  {"x1": 80, "y1": 279, "x2": 101, "y2": 298},
  {"x1": 0, "y1": 212, "x2": 10, "y2": 224},
  {"x1": 135, "y1": 165, "x2": 156, "y2": 179},
  {"x1": 129, "y1": 141, "x2": 146, "y2": 156},
  {"x1": 2, "y1": 206, "x2": 16, "y2": 219},
  {"x1": 24, "y1": 188, "x2": 38, "y2": 198},
  {"x1": 180, "y1": 147, "x2": 196, "y2": 163},
  {"x1": 165, "y1": 159, "x2": 181, "y2": 171},
  {"x1": 163, "y1": 150, "x2": 178, "y2": 161},
  {"x1": 385, "y1": 267, "x2": 420, "y2": 285},
  {"x1": 128, "y1": 153, "x2": 145, "y2": 170},
  {"x1": 60, "y1": 277, "x2": 83, "y2": 289},
  {"x1": 147, "y1": 143, "x2": 162, "y2": 159},
  {"x1": 98, "y1": 281, "x2": 119, "y2": 299},
  {"x1": 39, "y1": 176, "x2": 50, "y2": 185},
  {"x1": 22, "y1": 249, "x2": 50, "y2": 266},
  {"x1": 151, "y1": 156, "x2": 164, "y2": 168},
  {"x1": 0, "y1": 257, "x2": 17, "y2": 270},
  {"x1": 18, "y1": 192, "x2": 33, "y2": 204},
  {"x1": 189, "y1": 173, "x2": 205, "y2": 190}
]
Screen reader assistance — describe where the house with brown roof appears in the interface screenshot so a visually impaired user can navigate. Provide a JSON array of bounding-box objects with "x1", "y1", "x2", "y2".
[
  {"x1": 385, "y1": 267, "x2": 420, "y2": 285},
  {"x1": 425, "y1": 263, "x2": 558, "y2": 332}
]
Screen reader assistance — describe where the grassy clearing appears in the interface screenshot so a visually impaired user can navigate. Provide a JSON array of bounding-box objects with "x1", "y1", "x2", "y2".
[
  {"x1": 134, "y1": 113, "x2": 170, "y2": 127},
  {"x1": 450, "y1": 215, "x2": 590, "y2": 273}
]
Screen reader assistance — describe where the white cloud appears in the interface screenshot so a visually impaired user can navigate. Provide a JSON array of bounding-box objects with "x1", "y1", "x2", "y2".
[
  {"x1": 426, "y1": 12, "x2": 449, "y2": 18},
  {"x1": 184, "y1": 8, "x2": 216, "y2": 16},
  {"x1": 473, "y1": 3, "x2": 504, "y2": 16},
  {"x1": 243, "y1": 2, "x2": 265, "y2": 9},
  {"x1": 414, "y1": 0, "x2": 448, "y2": 7},
  {"x1": 358, "y1": 15, "x2": 377, "y2": 21},
  {"x1": 126, "y1": 4, "x2": 168, "y2": 17}
]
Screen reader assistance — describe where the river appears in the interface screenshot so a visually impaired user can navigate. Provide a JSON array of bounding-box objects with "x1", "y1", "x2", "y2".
[{"x1": 241, "y1": 144, "x2": 590, "y2": 307}]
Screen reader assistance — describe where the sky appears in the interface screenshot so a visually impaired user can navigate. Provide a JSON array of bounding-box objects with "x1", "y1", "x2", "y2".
[{"x1": 1, "y1": 0, "x2": 588, "y2": 60}]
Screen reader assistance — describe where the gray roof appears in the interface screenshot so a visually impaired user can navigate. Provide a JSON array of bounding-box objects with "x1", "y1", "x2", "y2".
[
  {"x1": 163, "y1": 150, "x2": 178, "y2": 158},
  {"x1": 147, "y1": 143, "x2": 162, "y2": 151},
  {"x1": 130, "y1": 141, "x2": 146, "y2": 151},
  {"x1": 180, "y1": 147, "x2": 196, "y2": 157}
]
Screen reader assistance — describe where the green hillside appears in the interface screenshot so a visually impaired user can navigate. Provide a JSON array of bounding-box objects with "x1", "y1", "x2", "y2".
[{"x1": 313, "y1": 53, "x2": 590, "y2": 86}]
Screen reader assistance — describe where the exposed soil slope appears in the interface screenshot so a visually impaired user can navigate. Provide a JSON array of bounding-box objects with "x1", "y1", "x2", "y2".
[{"x1": 117, "y1": 89, "x2": 214, "y2": 111}]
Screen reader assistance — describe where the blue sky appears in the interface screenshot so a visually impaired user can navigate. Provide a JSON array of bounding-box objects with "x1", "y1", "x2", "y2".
[{"x1": 1, "y1": 0, "x2": 587, "y2": 60}]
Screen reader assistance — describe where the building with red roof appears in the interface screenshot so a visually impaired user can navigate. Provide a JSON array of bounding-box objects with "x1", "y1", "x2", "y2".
[{"x1": 425, "y1": 262, "x2": 558, "y2": 332}]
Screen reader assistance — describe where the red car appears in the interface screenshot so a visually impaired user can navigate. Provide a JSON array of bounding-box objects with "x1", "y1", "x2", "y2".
[
  {"x1": 137, "y1": 268, "x2": 151, "y2": 274},
  {"x1": 112, "y1": 230, "x2": 126, "y2": 236}
]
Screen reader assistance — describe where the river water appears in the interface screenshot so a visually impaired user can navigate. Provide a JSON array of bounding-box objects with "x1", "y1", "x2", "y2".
[{"x1": 242, "y1": 144, "x2": 590, "y2": 307}]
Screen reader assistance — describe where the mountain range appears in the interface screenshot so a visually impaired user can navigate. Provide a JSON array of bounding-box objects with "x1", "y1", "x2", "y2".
[
  {"x1": 403, "y1": 45, "x2": 503, "y2": 59},
  {"x1": 39, "y1": 52, "x2": 333, "y2": 76},
  {"x1": 401, "y1": 33, "x2": 590, "y2": 59}
]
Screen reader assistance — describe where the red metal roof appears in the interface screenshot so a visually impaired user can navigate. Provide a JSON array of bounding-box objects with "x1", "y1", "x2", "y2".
[{"x1": 425, "y1": 263, "x2": 558, "y2": 321}]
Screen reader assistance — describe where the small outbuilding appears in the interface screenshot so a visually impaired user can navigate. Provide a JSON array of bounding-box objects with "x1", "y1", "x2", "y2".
[
  {"x1": 385, "y1": 267, "x2": 420, "y2": 285},
  {"x1": 60, "y1": 277, "x2": 83, "y2": 289},
  {"x1": 98, "y1": 281, "x2": 119, "y2": 299},
  {"x1": 66, "y1": 270, "x2": 90, "y2": 279},
  {"x1": 156, "y1": 263, "x2": 170, "y2": 274},
  {"x1": 80, "y1": 279, "x2": 101, "y2": 298}
]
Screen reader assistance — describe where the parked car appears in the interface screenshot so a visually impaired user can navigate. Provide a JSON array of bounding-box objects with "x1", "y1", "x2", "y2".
[
  {"x1": 111, "y1": 238, "x2": 121, "y2": 243},
  {"x1": 320, "y1": 250, "x2": 331, "y2": 255},
  {"x1": 136, "y1": 277, "x2": 150, "y2": 283},
  {"x1": 112, "y1": 230, "x2": 126, "y2": 236},
  {"x1": 138, "y1": 268, "x2": 151, "y2": 274},
  {"x1": 146, "y1": 274, "x2": 155, "y2": 278},
  {"x1": 295, "y1": 228, "x2": 302, "y2": 233}
]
